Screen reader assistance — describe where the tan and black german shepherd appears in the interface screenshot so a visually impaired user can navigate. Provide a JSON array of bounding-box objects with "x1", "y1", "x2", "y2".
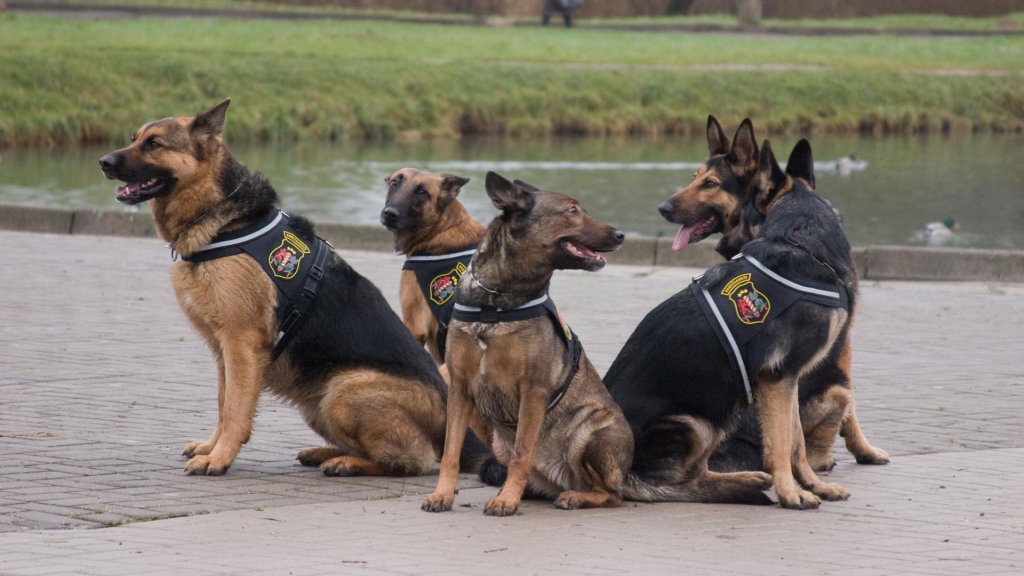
[
  {"x1": 98, "y1": 99, "x2": 490, "y2": 477},
  {"x1": 423, "y1": 172, "x2": 772, "y2": 516},
  {"x1": 658, "y1": 116, "x2": 887, "y2": 473}
]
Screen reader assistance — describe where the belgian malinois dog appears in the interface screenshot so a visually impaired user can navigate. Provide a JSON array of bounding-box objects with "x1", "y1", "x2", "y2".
[
  {"x1": 98, "y1": 99, "x2": 490, "y2": 477},
  {"x1": 422, "y1": 172, "x2": 772, "y2": 516},
  {"x1": 380, "y1": 168, "x2": 483, "y2": 365},
  {"x1": 658, "y1": 116, "x2": 887, "y2": 474},
  {"x1": 605, "y1": 140, "x2": 864, "y2": 509},
  {"x1": 711, "y1": 140, "x2": 889, "y2": 473}
]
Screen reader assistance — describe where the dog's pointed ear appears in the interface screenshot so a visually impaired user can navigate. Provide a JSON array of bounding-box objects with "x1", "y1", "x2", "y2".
[
  {"x1": 486, "y1": 171, "x2": 534, "y2": 213},
  {"x1": 706, "y1": 115, "x2": 730, "y2": 156},
  {"x1": 726, "y1": 118, "x2": 758, "y2": 177},
  {"x1": 753, "y1": 140, "x2": 788, "y2": 214},
  {"x1": 785, "y1": 139, "x2": 815, "y2": 190},
  {"x1": 512, "y1": 179, "x2": 540, "y2": 193},
  {"x1": 439, "y1": 173, "x2": 470, "y2": 199},
  {"x1": 190, "y1": 98, "x2": 231, "y2": 141}
]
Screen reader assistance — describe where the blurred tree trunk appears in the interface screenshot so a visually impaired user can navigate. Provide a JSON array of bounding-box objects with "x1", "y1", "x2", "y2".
[
  {"x1": 666, "y1": 0, "x2": 696, "y2": 15},
  {"x1": 736, "y1": 0, "x2": 762, "y2": 26}
]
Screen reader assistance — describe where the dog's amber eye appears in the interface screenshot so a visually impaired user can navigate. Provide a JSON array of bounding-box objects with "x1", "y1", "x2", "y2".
[
  {"x1": 144, "y1": 138, "x2": 162, "y2": 152},
  {"x1": 568, "y1": 206, "x2": 579, "y2": 215},
  {"x1": 702, "y1": 180, "x2": 718, "y2": 189},
  {"x1": 415, "y1": 186, "x2": 428, "y2": 196}
]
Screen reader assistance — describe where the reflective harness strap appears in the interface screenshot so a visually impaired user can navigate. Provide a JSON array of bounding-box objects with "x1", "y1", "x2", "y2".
[{"x1": 451, "y1": 294, "x2": 581, "y2": 415}]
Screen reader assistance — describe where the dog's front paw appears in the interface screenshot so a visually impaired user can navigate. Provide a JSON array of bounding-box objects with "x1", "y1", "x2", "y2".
[
  {"x1": 484, "y1": 497, "x2": 519, "y2": 517},
  {"x1": 812, "y1": 482, "x2": 850, "y2": 502},
  {"x1": 421, "y1": 492, "x2": 454, "y2": 513},
  {"x1": 776, "y1": 489, "x2": 821, "y2": 510},
  {"x1": 855, "y1": 446, "x2": 890, "y2": 465},
  {"x1": 746, "y1": 471, "x2": 774, "y2": 490},
  {"x1": 184, "y1": 454, "x2": 230, "y2": 476},
  {"x1": 182, "y1": 440, "x2": 215, "y2": 458}
]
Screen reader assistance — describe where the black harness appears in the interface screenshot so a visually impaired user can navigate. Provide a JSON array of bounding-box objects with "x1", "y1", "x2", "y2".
[
  {"x1": 181, "y1": 210, "x2": 330, "y2": 361},
  {"x1": 691, "y1": 253, "x2": 851, "y2": 405},
  {"x1": 451, "y1": 292, "x2": 582, "y2": 414},
  {"x1": 401, "y1": 247, "x2": 477, "y2": 359}
]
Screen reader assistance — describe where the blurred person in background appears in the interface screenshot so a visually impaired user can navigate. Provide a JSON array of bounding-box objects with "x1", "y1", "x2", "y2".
[{"x1": 543, "y1": 0, "x2": 584, "y2": 28}]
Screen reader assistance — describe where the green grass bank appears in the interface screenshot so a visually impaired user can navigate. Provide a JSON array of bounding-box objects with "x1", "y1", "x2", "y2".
[{"x1": 3, "y1": 13, "x2": 1024, "y2": 147}]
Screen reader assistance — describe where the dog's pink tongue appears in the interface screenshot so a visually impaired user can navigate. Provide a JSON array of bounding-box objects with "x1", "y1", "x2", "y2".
[{"x1": 672, "y1": 225, "x2": 697, "y2": 251}]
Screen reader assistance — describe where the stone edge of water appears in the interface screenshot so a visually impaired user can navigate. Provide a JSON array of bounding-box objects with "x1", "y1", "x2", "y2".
[{"x1": 3, "y1": 202, "x2": 1023, "y2": 282}]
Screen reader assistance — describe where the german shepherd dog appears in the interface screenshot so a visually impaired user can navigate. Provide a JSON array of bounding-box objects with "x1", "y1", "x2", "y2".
[
  {"x1": 659, "y1": 117, "x2": 887, "y2": 473},
  {"x1": 605, "y1": 141, "x2": 861, "y2": 509},
  {"x1": 98, "y1": 99, "x2": 490, "y2": 477},
  {"x1": 422, "y1": 172, "x2": 772, "y2": 516},
  {"x1": 380, "y1": 168, "x2": 483, "y2": 365},
  {"x1": 710, "y1": 141, "x2": 889, "y2": 473}
]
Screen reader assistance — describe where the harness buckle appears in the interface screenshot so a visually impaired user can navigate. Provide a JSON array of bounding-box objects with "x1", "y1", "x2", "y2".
[
  {"x1": 310, "y1": 265, "x2": 324, "y2": 281},
  {"x1": 280, "y1": 309, "x2": 302, "y2": 331},
  {"x1": 481, "y1": 308, "x2": 499, "y2": 323}
]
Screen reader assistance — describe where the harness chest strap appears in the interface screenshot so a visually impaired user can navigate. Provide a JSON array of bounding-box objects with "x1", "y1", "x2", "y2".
[
  {"x1": 451, "y1": 294, "x2": 582, "y2": 413},
  {"x1": 180, "y1": 210, "x2": 330, "y2": 361},
  {"x1": 401, "y1": 246, "x2": 478, "y2": 359},
  {"x1": 691, "y1": 253, "x2": 850, "y2": 406}
]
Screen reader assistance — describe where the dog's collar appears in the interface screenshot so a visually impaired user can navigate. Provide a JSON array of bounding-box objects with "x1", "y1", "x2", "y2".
[
  {"x1": 453, "y1": 294, "x2": 550, "y2": 314},
  {"x1": 165, "y1": 181, "x2": 246, "y2": 261}
]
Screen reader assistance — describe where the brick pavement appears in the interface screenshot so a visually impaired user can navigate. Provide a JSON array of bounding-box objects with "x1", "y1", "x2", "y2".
[{"x1": 1, "y1": 230, "x2": 1022, "y2": 574}]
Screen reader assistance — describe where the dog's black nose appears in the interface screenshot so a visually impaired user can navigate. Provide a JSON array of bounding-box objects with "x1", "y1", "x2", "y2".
[
  {"x1": 99, "y1": 154, "x2": 118, "y2": 171},
  {"x1": 612, "y1": 229, "x2": 625, "y2": 243},
  {"x1": 381, "y1": 207, "x2": 400, "y2": 224},
  {"x1": 657, "y1": 202, "x2": 674, "y2": 218}
]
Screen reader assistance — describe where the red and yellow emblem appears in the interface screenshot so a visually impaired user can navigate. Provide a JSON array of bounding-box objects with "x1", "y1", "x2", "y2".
[
  {"x1": 721, "y1": 273, "x2": 770, "y2": 325},
  {"x1": 268, "y1": 231, "x2": 311, "y2": 280},
  {"x1": 429, "y1": 262, "x2": 467, "y2": 306}
]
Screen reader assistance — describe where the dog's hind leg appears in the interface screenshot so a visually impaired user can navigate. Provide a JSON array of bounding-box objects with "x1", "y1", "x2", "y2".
[
  {"x1": 320, "y1": 455, "x2": 392, "y2": 477},
  {"x1": 296, "y1": 447, "x2": 345, "y2": 467},
  {"x1": 802, "y1": 386, "x2": 850, "y2": 472},
  {"x1": 185, "y1": 332, "x2": 266, "y2": 476},
  {"x1": 556, "y1": 421, "x2": 629, "y2": 510},
  {"x1": 183, "y1": 353, "x2": 226, "y2": 458},
  {"x1": 788, "y1": 389, "x2": 850, "y2": 503},
  {"x1": 757, "y1": 379, "x2": 821, "y2": 509},
  {"x1": 841, "y1": 402, "x2": 890, "y2": 465}
]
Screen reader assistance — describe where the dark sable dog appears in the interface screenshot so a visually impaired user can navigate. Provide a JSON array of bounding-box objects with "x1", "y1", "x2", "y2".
[
  {"x1": 422, "y1": 172, "x2": 772, "y2": 516},
  {"x1": 605, "y1": 141, "x2": 861, "y2": 509},
  {"x1": 710, "y1": 141, "x2": 889, "y2": 473},
  {"x1": 98, "y1": 99, "x2": 490, "y2": 477}
]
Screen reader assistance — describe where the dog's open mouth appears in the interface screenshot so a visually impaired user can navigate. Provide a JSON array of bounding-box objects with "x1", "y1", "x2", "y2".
[
  {"x1": 561, "y1": 240, "x2": 606, "y2": 267},
  {"x1": 672, "y1": 213, "x2": 720, "y2": 252},
  {"x1": 115, "y1": 178, "x2": 166, "y2": 204}
]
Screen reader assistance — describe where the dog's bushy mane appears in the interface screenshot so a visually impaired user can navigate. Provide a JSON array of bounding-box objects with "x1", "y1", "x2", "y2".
[
  {"x1": 758, "y1": 186, "x2": 853, "y2": 279},
  {"x1": 215, "y1": 156, "x2": 316, "y2": 242}
]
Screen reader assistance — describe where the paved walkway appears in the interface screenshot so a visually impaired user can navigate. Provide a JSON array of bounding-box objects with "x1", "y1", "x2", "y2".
[{"x1": 1, "y1": 231, "x2": 1023, "y2": 574}]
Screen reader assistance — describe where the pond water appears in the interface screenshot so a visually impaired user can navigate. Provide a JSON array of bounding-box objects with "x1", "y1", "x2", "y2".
[{"x1": 1, "y1": 134, "x2": 1022, "y2": 249}]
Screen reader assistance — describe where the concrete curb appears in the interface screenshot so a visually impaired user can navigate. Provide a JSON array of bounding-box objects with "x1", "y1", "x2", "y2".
[{"x1": 3, "y1": 202, "x2": 1023, "y2": 282}]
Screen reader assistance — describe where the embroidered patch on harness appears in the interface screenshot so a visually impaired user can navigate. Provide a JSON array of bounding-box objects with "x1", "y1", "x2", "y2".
[
  {"x1": 721, "y1": 273, "x2": 771, "y2": 325},
  {"x1": 268, "y1": 231, "x2": 311, "y2": 280},
  {"x1": 429, "y1": 262, "x2": 468, "y2": 306}
]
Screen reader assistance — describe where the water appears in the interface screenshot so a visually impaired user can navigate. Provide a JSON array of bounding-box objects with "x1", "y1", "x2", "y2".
[{"x1": 2, "y1": 134, "x2": 1022, "y2": 249}]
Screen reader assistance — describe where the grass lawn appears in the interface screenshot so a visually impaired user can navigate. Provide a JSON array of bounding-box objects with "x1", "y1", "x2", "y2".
[{"x1": 2, "y1": 13, "x2": 1023, "y2": 146}]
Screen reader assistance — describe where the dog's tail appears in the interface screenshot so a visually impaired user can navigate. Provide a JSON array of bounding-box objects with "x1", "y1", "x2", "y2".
[
  {"x1": 622, "y1": 472, "x2": 774, "y2": 506},
  {"x1": 477, "y1": 456, "x2": 508, "y2": 487},
  {"x1": 458, "y1": 429, "x2": 495, "y2": 474}
]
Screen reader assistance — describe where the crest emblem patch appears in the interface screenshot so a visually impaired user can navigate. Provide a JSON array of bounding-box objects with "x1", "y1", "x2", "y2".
[
  {"x1": 268, "y1": 231, "x2": 311, "y2": 280},
  {"x1": 429, "y1": 262, "x2": 467, "y2": 306},
  {"x1": 721, "y1": 273, "x2": 770, "y2": 325}
]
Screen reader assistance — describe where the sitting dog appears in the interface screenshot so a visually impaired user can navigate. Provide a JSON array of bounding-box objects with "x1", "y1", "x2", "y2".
[
  {"x1": 99, "y1": 99, "x2": 490, "y2": 477},
  {"x1": 422, "y1": 172, "x2": 772, "y2": 516},
  {"x1": 710, "y1": 140, "x2": 889, "y2": 473},
  {"x1": 605, "y1": 140, "x2": 858, "y2": 509}
]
